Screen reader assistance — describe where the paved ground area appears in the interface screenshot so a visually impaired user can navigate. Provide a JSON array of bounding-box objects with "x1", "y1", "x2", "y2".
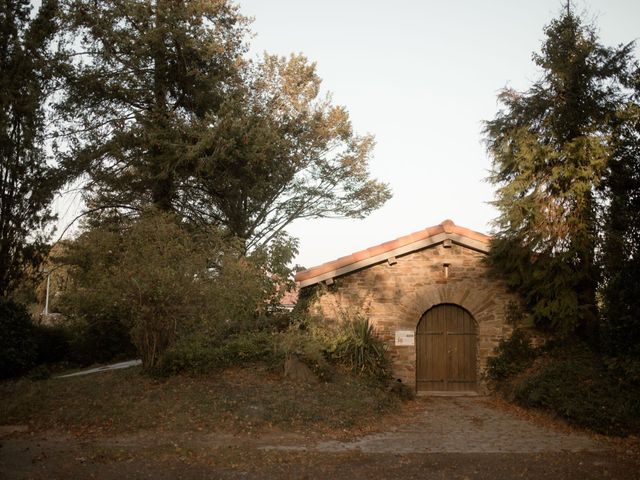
[
  {"x1": 301, "y1": 397, "x2": 605, "y2": 453},
  {"x1": 1, "y1": 397, "x2": 637, "y2": 479}
]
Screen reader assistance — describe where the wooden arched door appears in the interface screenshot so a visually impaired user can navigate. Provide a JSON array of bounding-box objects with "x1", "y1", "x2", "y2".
[{"x1": 416, "y1": 304, "x2": 477, "y2": 393}]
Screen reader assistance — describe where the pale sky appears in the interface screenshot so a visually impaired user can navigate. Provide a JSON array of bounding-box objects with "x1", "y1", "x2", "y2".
[
  {"x1": 53, "y1": 1, "x2": 640, "y2": 270},
  {"x1": 237, "y1": 0, "x2": 640, "y2": 269}
]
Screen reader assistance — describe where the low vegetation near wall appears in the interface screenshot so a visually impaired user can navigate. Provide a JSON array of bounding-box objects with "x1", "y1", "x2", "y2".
[
  {"x1": 159, "y1": 311, "x2": 395, "y2": 390},
  {"x1": 487, "y1": 330, "x2": 640, "y2": 436},
  {"x1": 0, "y1": 212, "x2": 408, "y2": 427},
  {"x1": 1, "y1": 302, "x2": 408, "y2": 435}
]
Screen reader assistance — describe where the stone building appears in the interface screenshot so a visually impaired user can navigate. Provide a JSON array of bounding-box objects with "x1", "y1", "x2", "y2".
[{"x1": 294, "y1": 220, "x2": 518, "y2": 395}]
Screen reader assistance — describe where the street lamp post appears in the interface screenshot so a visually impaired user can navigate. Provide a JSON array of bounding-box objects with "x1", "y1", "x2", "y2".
[{"x1": 42, "y1": 266, "x2": 60, "y2": 317}]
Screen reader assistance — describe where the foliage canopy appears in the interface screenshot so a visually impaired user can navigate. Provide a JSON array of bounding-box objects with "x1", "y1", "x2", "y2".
[
  {"x1": 0, "y1": 0, "x2": 63, "y2": 296},
  {"x1": 59, "y1": 0, "x2": 390, "y2": 249},
  {"x1": 600, "y1": 90, "x2": 640, "y2": 357},
  {"x1": 58, "y1": 211, "x2": 290, "y2": 370},
  {"x1": 484, "y1": 9, "x2": 637, "y2": 336}
]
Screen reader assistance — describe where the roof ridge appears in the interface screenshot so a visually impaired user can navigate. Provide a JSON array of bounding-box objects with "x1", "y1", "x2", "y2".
[{"x1": 295, "y1": 220, "x2": 490, "y2": 285}]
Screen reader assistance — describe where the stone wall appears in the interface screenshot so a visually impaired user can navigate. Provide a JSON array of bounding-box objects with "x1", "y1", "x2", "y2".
[{"x1": 307, "y1": 242, "x2": 517, "y2": 391}]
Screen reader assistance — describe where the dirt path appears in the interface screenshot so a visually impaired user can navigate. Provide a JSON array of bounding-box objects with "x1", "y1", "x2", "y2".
[{"x1": 1, "y1": 397, "x2": 637, "y2": 479}]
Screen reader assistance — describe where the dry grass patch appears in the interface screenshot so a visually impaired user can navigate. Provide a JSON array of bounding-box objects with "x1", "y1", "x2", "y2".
[{"x1": 0, "y1": 364, "x2": 398, "y2": 436}]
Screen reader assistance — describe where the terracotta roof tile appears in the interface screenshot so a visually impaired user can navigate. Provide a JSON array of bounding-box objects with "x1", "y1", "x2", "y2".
[{"x1": 295, "y1": 219, "x2": 490, "y2": 284}]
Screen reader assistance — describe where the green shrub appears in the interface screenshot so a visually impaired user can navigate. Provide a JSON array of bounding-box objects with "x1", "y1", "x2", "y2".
[
  {"x1": 58, "y1": 212, "x2": 286, "y2": 371},
  {"x1": 513, "y1": 342, "x2": 640, "y2": 436},
  {"x1": 278, "y1": 317, "x2": 334, "y2": 380},
  {"x1": 389, "y1": 378, "x2": 416, "y2": 401},
  {"x1": 604, "y1": 356, "x2": 640, "y2": 386},
  {"x1": 56, "y1": 222, "x2": 140, "y2": 365},
  {"x1": 277, "y1": 311, "x2": 391, "y2": 383},
  {"x1": 57, "y1": 272, "x2": 137, "y2": 366},
  {"x1": 254, "y1": 311, "x2": 294, "y2": 333},
  {"x1": 221, "y1": 331, "x2": 278, "y2": 364},
  {"x1": 331, "y1": 312, "x2": 390, "y2": 383},
  {"x1": 486, "y1": 329, "x2": 538, "y2": 382},
  {"x1": 157, "y1": 334, "x2": 220, "y2": 375},
  {"x1": 158, "y1": 330, "x2": 281, "y2": 376},
  {"x1": 27, "y1": 364, "x2": 52, "y2": 381},
  {"x1": 0, "y1": 298, "x2": 37, "y2": 378}
]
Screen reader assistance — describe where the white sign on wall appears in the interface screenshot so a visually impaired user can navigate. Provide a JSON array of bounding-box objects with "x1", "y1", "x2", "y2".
[{"x1": 395, "y1": 330, "x2": 415, "y2": 346}]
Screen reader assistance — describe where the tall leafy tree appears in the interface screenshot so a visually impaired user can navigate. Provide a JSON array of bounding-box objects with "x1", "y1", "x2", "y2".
[
  {"x1": 61, "y1": 0, "x2": 390, "y2": 249},
  {"x1": 180, "y1": 53, "x2": 391, "y2": 250},
  {"x1": 483, "y1": 8, "x2": 634, "y2": 336},
  {"x1": 0, "y1": 0, "x2": 62, "y2": 296},
  {"x1": 59, "y1": 0, "x2": 249, "y2": 212}
]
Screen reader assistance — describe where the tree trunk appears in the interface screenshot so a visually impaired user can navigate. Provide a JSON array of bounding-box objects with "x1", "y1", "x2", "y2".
[{"x1": 151, "y1": 0, "x2": 173, "y2": 212}]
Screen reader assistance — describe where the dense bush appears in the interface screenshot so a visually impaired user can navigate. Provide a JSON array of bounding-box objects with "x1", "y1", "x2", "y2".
[
  {"x1": 158, "y1": 329, "x2": 280, "y2": 376},
  {"x1": 513, "y1": 342, "x2": 640, "y2": 436},
  {"x1": 58, "y1": 212, "x2": 288, "y2": 371},
  {"x1": 56, "y1": 220, "x2": 140, "y2": 365},
  {"x1": 160, "y1": 309, "x2": 392, "y2": 384},
  {"x1": 221, "y1": 331, "x2": 279, "y2": 364},
  {"x1": 0, "y1": 298, "x2": 37, "y2": 378},
  {"x1": 279, "y1": 310, "x2": 391, "y2": 383},
  {"x1": 65, "y1": 313, "x2": 136, "y2": 366},
  {"x1": 331, "y1": 313, "x2": 390, "y2": 383},
  {"x1": 486, "y1": 329, "x2": 538, "y2": 382},
  {"x1": 1, "y1": 297, "x2": 125, "y2": 378},
  {"x1": 604, "y1": 356, "x2": 640, "y2": 386},
  {"x1": 279, "y1": 315, "x2": 334, "y2": 380}
]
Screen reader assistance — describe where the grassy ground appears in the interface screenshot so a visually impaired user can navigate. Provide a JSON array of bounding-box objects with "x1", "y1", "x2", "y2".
[{"x1": 0, "y1": 364, "x2": 398, "y2": 436}]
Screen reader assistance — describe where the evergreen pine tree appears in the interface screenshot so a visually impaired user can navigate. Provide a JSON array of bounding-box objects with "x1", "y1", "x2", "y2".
[
  {"x1": 60, "y1": 0, "x2": 249, "y2": 212},
  {"x1": 483, "y1": 8, "x2": 634, "y2": 336},
  {"x1": 0, "y1": 0, "x2": 62, "y2": 296}
]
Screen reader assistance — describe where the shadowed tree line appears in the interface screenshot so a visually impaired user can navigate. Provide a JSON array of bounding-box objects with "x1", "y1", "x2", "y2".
[
  {"x1": 1, "y1": 1, "x2": 639, "y2": 379},
  {"x1": 0, "y1": 0, "x2": 391, "y2": 298},
  {"x1": 0, "y1": 0, "x2": 64, "y2": 297},
  {"x1": 0, "y1": 0, "x2": 391, "y2": 375}
]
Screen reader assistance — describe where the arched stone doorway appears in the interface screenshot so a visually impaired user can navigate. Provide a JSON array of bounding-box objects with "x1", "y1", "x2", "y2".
[{"x1": 416, "y1": 303, "x2": 478, "y2": 393}]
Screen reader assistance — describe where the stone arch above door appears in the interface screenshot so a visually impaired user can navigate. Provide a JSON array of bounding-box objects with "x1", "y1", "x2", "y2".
[
  {"x1": 397, "y1": 284, "x2": 498, "y2": 330},
  {"x1": 388, "y1": 282, "x2": 511, "y2": 390}
]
